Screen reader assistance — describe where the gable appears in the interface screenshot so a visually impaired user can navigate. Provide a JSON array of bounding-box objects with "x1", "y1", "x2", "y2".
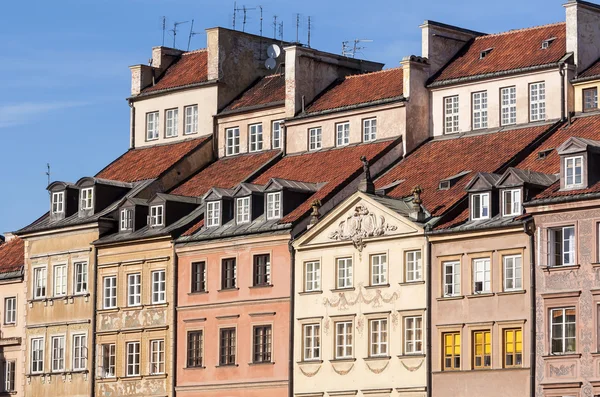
[{"x1": 497, "y1": 172, "x2": 524, "y2": 188}]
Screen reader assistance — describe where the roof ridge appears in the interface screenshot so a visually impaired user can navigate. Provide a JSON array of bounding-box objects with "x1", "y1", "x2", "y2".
[
  {"x1": 345, "y1": 67, "x2": 403, "y2": 79},
  {"x1": 183, "y1": 48, "x2": 208, "y2": 55},
  {"x1": 475, "y1": 21, "x2": 565, "y2": 40}
]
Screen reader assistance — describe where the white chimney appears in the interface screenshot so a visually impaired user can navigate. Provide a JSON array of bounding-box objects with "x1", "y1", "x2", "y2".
[{"x1": 564, "y1": 0, "x2": 600, "y2": 74}]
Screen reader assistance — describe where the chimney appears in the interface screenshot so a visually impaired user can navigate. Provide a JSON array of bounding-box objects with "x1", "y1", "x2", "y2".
[
  {"x1": 129, "y1": 46, "x2": 184, "y2": 96},
  {"x1": 564, "y1": 0, "x2": 600, "y2": 74},
  {"x1": 409, "y1": 185, "x2": 426, "y2": 222},
  {"x1": 358, "y1": 156, "x2": 375, "y2": 194},
  {"x1": 307, "y1": 199, "x2": 322, "y2": 229},
  {"x1": 2, "y1": 233, "x2": 16, "y2": 242}
]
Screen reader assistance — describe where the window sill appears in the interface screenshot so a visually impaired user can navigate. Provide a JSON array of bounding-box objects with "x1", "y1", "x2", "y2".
[
  {"x1": 248, "y1": 361, "x2": 275, "y2": 366},
  {"x1": 437, "y1": 295, "x2": 465, "y2": 301},
  {"x1": 2, "y1": 323, "x2": 16, "y2": 328},
  {"x1": 497, "y1": 290, "x2": 526, "y2": 296},
  {"x1": 542, "y1": 353, "x2": 581, "y2": 360},
  {"x1": 399, "y1": 281, "x2": 425, "y2": 286},
  {"x1": 183, "y1": 366, "x2": 205, "y2": 370},
  {"x1": 365, "y1": 284, "x2": 390, "y2": 289},
  {"x1": 466, "y1": 293, "x2": 495, "y2": 299},
  {"x1": 329, "y1": 358, "x2": 356, "y2": 363},
  {"x1": 364, "y1": 356, "x2": 391, "y2": 362},
  {"x1": 96, "y1": 377, "x2": 118, "y2": 382},
  {"x1": 297, "y1": 360, "x2": 323, "y2": 364},
  {"x1": 215, "y1": 364, "x2": 239, "y2": 368},
  {"x1": 250, "y1": 284, "x2": 273, "y2": 289},
  {"x1": 188, "y1": 291, "x2": 209, "y2": 296},
  {"x1": 542, "y1": 264, "x2": 580, "y2": 272},
  {"x1": 218, "y1": 288, "x2": 240, "y2": 292},
  {"x1": 397, "y1": 353, "x2": 425, "y2": 359},
  {"x1": 122, "y1": 376, "x2": 142, "y2": 381},
  {"x1": 147, "y1": 302, "x2": 168, "y2": 308},
  {"x1": 122, "y1": 305, "x2": 144, "y2": 311},
  {"x1": 299, "y1": 290, "x2": 323, "y2": 296},
  {"x1": 330, "y1": 287, "x2": 355, "y2": 293},
  {"x1": 98, "y1": 308, "x2": 120, "y2": 314},
  {"x1": 592, "y1": 262, "x2": 600, "y2": 268},
  {"x1": 145, "y1": 373, "x2": 167, "y2": 379}
]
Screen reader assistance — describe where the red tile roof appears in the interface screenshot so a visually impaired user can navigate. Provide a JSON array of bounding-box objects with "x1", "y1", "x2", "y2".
[
  {"x1": 96, "y1": 137, "x2": 210, "y2": 183},
  {"x1": 222, "y1": 74, "x2": 285, "y2": 113},
  {"x1": 182, "y1": 219, "x2": 204, "y2": 237},
  {"x1": 431, "y1": 23, "x2": 566, "y2": 85},
  {"x1": 252, "y1": 140, "x2": 398, "y2": 223},
  {"x1": 170, "y1": 150, "x2": 281, "y2": 197},
  {"x1": 0, "y1": 238, "x2": 24, "y2": 274},
  {"x1": 577, "y1": 57, "x2": 600, "y2": 79},
  {"x1": 305, "y1": 68, "x2": 404, "y2": 114},
  {"x1": 141, "y1": 50, "x2": 209, "y2": 94}
]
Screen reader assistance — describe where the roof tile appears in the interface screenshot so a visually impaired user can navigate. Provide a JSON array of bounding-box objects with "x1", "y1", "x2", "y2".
[
  {"x1": 577, "y1": 57, "x2": 600, "y2": 79},
  {"x1": 0, "y1": 238, "x2": 24, "y2": 274},
  {"x1": 141, "y1": 50, "x2": 209, "y2": 94},
  {"x1": 223, "y1": 74, "x2": 285, "y2": 112}
]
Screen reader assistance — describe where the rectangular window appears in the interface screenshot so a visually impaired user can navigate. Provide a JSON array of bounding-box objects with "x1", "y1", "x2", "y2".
[
  {"x1": 309, "y1": 127, "x2": 322, "y2": 151},
  {"x1": 406, "y1": 250, "x2": 423, "y2": 282},
  {"x1": 371, "y1": 254, "x2": 387, "y2": 286},
  {"x1": 72, "y1": 334, "x2": 87, "y2": 371},
  {"x1": 253, "y1": 325, "x2": 272, "y2": 363},
  {"x1": 184, "y1": 105, "x2": 198, "y2": 134},
  {"x1": 3, "y1": 361, "x2": 14, "y2": 392},
  {"x1": 53, "y1": 264, "x2": 67, "y2": 297},
  {"x1": 530, "y1": 82, "x2": 546, "y2": 122},
  {"x1": 503, "y1": 189, "x2": 522, "y2": 216},
  {"x1": 126, "y1": 342, "x2": 140, "y2": 376},
  {"x1": 80, "y1": 187, "x2": 93, "y2": 210},
  {"x1": 584, "y1": 87, "x2": 598, "y2": 112},
  {"x1": 473, "y1": 258, "x2": 491, "y2": 294},
  {"x1": 221, "y1": 258, "x2": 236, "y2": 290},
  {"x1": 52, "y1": 192, "x2": 64, "y2": 214},
  {"x1": 146, "y1": 111, "x2": 159, "y2": 140},
  {"x1": 253, "y1": 254, "x2": 271, "y2": 286},
  {"x1": 33, "y1": 267, "x2": 47, "y2": 299},
  {"x1": 219, "y1": 328, "x2": 236, "y2": 365},
  {"x1": 504, "y1": 329, "x2": 523, "y2": 367},
  {"x1": 551, "y1": 307, "x2": 576, "y2": 354},
  {"x1": 335, "y1": 321, "x2": 353, "y2": 359},
  {"x1": 191, "y1": 262, "x2": 206, "y2": 293},
  {"x1": 51, "y1": 336, "x2": 64, "y2": 372},
  {"x1": 31, "y1": 337, "x2": 45, "y2": 373},
  {"x1": 74, "y1": 262, "x2": 88, "y2": 294},
  {"x1": 363, "y1": 118, "x2": 377, "y2": 142},
  {"x1": 472, "y1": 91, "x2": 488, "y2": 130},
  {"x1": 272, "y1": 120, "x2": 283, "y2": 149},
  {"x1": 187, "y1": 331, "x2": 203, "y2": 368},
  {"x1": 150, "y1": 339, "x2": 165, "y2": 374},
  {"x1": 444, "y1": 95, "x2": 459, "y2": 133},
  {"x1": 471, "y1": 192, "x2": 490, "y2": 220},
  {"x1": 370, "y1": 319, "x2": 388, "y2": 357},
  {"x1": 443, "y1": 332, "x2": 461, "y2": 370},
  {"x1": 249, "y1": 123, "x2": 263, "y2": 152},
  {"x1": 565, "y1": 156, "x2": 584, "y2": 187},
  {"x1": 152, "y1": 270, "x2": 166, "y2": 304},
  {"x1": 4, "y1": 297, "x2": 16, "y2": 325},
  {"x1": 99, "y1": 344, "x2": 116, "y2": 378},
  {"x1": 501, "y1": 86, "x2": 517, "y2": 126},
  {"x1": 165, "y1": 108, "x2": 179, "y2": 137},
  {"x1": 236, "y1": 197, "x2": 250, "y2": 224},
  {"x1": 226, "y1": 127, "x2": 240, "y2": 156},
  {"x1": 336, "y1": 257, "x2": 353, "y2": 289},
  {"x1": 303, "y1": 324, "x2": 321, "y2": 361},
  {"x1": 503, "y1": 255, "x2": 522, "y2": 291},
  {"x1": 266, "y1": 192, "x2": 282, "y2": 220},
  {"x1": 120, "y1": 208, "x2": 133, "y2": 231},
  {"x1": 127, "y1": 273, "x2": 141, "y2": 307},
  {"x1": 103, "y1": 276, "x2": 117, "y2": 309},
  {"x1": 305, "y1": 261, "x2": 321, "y2": 292},
  {"x1": 548, "y1": 226, "x2": 576, "y2": 267},
  {"x1": 443, "y1": 261, "x2": 461, "y2": 297},
  {"x1": 336, "y1": 122, "x2": 350, "y2": 147},
  {"x1": 207, "y1": 201, "x2": 221, "y2": 227},
  {"x1": 473, "y1": 330, "x2": 491, "y2": 369},
  {"x1": 404, "y1": 316, "x2": 423, "y2": 354},
  {"x1": 150, "y1": 205, "x2": 164, "y2": 227}
]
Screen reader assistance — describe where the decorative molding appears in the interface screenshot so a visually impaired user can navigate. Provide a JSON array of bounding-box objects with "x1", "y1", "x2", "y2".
[
  {"x1": 328, "y1": 205, "x2": 397, "y2": 252},
  {"x1": 401, "y1": 359, "x2": 424, "y2": 372},
  {"x1": 549, "y1": 363, "x2": 576, "y2": 377},
  {"x1": 365, "y1": 361, "x2": 389, "y2": 374},
  {"x1": 299, "y1": 365, "x2": 321, "y2": 377},
  {"x1": 331, "y1": 363, "x2": 354, "y2": 376}
]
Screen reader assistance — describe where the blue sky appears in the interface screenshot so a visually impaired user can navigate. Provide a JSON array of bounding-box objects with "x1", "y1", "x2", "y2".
[{"x1": 0, "y1": 0, "x2": 569, "y2": 234}]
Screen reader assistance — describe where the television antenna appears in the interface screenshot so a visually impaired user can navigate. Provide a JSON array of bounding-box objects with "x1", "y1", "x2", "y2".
[
  {"x1": 171, "y1": 20, "x2": 189, "y2": 48},
  {"x1": 278, "y1": 21, "x2": 284, "y2": 41},
  {"x1": 342, "y1": 39, "x2": 372, "y2": 58},
  {"x1": 187, "y1": 19, "x2": 203, "y2": 51},
  {"x1": 307, "y1": 16, "x2": 312, "y2": 48},
  {"x1": 272, "y1": 15, "x2": 277, "y2": 39},
  {"x1": 46, "y1": 163, "x2": 51, "y2": 189},
  {"x1": 233, "y1": 4, "x2": 256, "y2": 32},
  {"x1": 161, "y1": 16, "x2": 167, "y2": 46},
  {"x1": 259, "y1": 5, "x2": 263, "y2": 36}
]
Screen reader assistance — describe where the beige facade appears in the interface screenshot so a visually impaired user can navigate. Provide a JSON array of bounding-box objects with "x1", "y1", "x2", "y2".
[
  {"x1": 293, "y1": 192, "x2": 427, "y2": 397},
  {"x1": 573, "y1": 79, "x2": 600, "y2": 113}
]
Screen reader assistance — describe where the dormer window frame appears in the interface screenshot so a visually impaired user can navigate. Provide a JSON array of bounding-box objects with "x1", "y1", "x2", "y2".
[
  {"x1": 52, "y1": 191, "x2": 65, "y2": 214},
  {"x1": 150, "y1": 205, "x2": 164, "y2": 227},
  {"x1": 236, "y1": 196, "x2": 251, "y2": 224},
  {"x1": 471, "y1": 192, "x2": 490, "y2": 221},
  {"x1": 80, "y1": 187, "x2": 94, "y2": 210},
  {"x1": 206, "y1": 201, "x2": 221, "y2": 228},
  {"x1": 542, "y1": 38, "x2": 556, "y2": 50},
  {"x1": 564, "y1": 155, "x2": 584, "y2": 189},
  {"x1": 120, "y1": 208, "x2": 133, "y2": 231},
  {"x1": 266, "y1": 192, "x2": 282, "y2": 220},
  {"x1": 502, "y1": 188, "x2": 522, "y2": 217},
  {"x1": 479, "y1": 48, "x2": 493, "y2": 60}
]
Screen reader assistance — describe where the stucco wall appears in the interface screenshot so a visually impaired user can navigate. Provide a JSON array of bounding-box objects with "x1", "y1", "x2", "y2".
[
  {"x1": 0, "y1": 277, "x2": 25, "y2": 397},
  {"x1": 574, "y1": 80, "x2": 600, "y2": 113}
]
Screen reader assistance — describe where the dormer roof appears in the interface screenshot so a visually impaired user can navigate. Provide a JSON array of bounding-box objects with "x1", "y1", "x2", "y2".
[
  {"x1": 262, "y1": 178, "x2": 324, "y2": 193},
  {"x1": 232, "y1": 183, "x2": 264, "y2": 197},
  {"x1": 496, "y1": 167, "x2": 558, "y2": 188},
  {"x1": 465, "y1": 172, "x2": 502, "y2": 192},
  {"x1": 150, "y1": 193, "x2": 202, "y2": 205},
  {"x1": 47, "y1": 181, "x2": 76, "y2": 191},
  {"x1": 75, "y1": 177, "x2": 133, "y2": 189},
  {"x1": 556, "y1": 136, "x2": 600, "y2": 155},
  {"x1": 203, "y1": 187, "x2": 235, "y2": 201}
]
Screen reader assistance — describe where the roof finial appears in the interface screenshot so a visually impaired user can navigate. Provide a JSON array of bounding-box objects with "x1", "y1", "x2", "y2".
[
  {"x1": 308, "y1": 199, "x2": 322, "y2": 229},
  {"x1": 410, "y1": 185, "x2": 426, "y2": 222},
  {"x1": 358, "y1": 156, "x2": 375, "y2": 194}
]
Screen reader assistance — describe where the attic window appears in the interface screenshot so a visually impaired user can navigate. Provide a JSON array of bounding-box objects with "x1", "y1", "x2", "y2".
[
  {"x1": 537, "y1": 148, "x2": 554, "y2": 160},
  {"x1": 150, "y1": 205, "x2": 164, "y2": 227},
  {"x1": 207, "y1": 201, "x2": 221, "y2": 227},
  {"x1": 479, "y1": 48, "x2": 493, "y2": 59},
  {"x1": 439, "y1": 170, "x2": 471, "y2": 190},
  {"x1": 542, "y1": 38, "x2": 556, "y2": 50},
  {"x1": 439, "y1": 180, "x2": 451, "y2": 190},
  {"x1": 80, "y1": 188, "x2": 94, "y2": 210},
  {"x1": 120, "y1": 209, "x2": 133, "y2": 231},
  {"x1": 52, "y1": 192, "x2": 64, "y2": 214}
]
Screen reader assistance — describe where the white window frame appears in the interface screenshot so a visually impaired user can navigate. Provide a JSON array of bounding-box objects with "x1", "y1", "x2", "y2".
[
  {"x1": 31, "y1": 337, "x2": 45, "y2": 374},
  {"x1": 584, "y1": 87, "x2": 598, "y2": 112},
  {"x1": 503, "y1": 255, "x2": 522, "y2": 291},
  {"x1": 503, "y1": 189, "x2": 522, "y2": 217},
  {"x1": 303, "y1": 324, "x2": 320, "y2": 361},
  {"x1": 334, "y1": 321, "x2": 353, "y2": 359},
  {"x1": 206, "y1": 201, "x2": 221, "y2": 227},
  {"x1": 404, "y1": 316, "x2": 423, "y2": 354},
  {"x1": 226, "y1": 127, "x2": 240, "y2": 156},
  {"x1": 74, "y1": 261, "x2": 88, "y2": 295},
  {"x1": 184, "y1": 105, "x2": 198, "y2": 135},
  {"x1": 33, "y1": 266, "x2": 47, "y2": 299},
  {"x1": 565, "y1": 156, "x2": 584, "y2": 188},
  {"x1": 471, "y1": 192, "x2": 490, "y2": 220},
  {"x1": 336, "y1": 122, "x2": 350, "y2": 147},
  {"x1": 363, "y1": 118, "x2": 377, "y2": 142},
  {"x1": 406, "y1": 250, "x2": 423, "y2": 282},
  {"x1": 146, "y1": 111, "x2": 159, "y2": 140},
  {"x1": 501, "y1": 86, "x2": 517, "y2": 126},
  {"x1": 4, "y1": 297, "x2": 16, "y2": 325},
  {"x1": 236, "y1": 197, "x2": 251, "y2": 224},
  {"x1": 249, "y1": 123, "x2": 263, "y2": 152},
  {"x1": 52, "y1": 191, "x2": 64, "y2": 214},
  {"x1": 444, "y1": 95, "x2": 459, "y2": 134},
  {"x1": 72, "y1": 334, "x2": 87, "y2": 371},
  {"x1": 152, "y1": 270, "x2": 166, "y2": 304},
  {"x1": 103, "y1": 276, "x2": 117, "y2": 309},
  {"x1": 304, "y1": 261, "x2": 321, "y2": 292},
  {"x1": 309, "y1": 127, "x2": 322, "y2": 151},
  {"x1": 99, "y1": 344, "x2": 116, "y2": 378},
  {"x1": 3, "y1": 360, "x2": 14, "y2": 392},
  {"x1": 51, "y1": 335, "x2": 64, "y2": 372},
  {"x1": 150, "y1": 339, "x2": 165, "y2": 375},
  {"x1": 443, "y1": 261, "x2": 461, "y2": 297},
  {"x1": 530, "y1": 82, "x2": 546, "y2": 122},
  {"x1": 266, "y1": 192, "x2": 282, "y2": 220},
  {"x1": 371, "y1": 253, "x2": 387, "y2": 286},
  {"x1": 472, "y1": 258, "x2": 491, "y2": 294},
  {"x1": 336, "y1": 257, "x2": 353, "y2": 289},
  {"x1": 53, "y1": 264, "x2": 67, "y2": 297},
  {"x1": 472, "y1": 91, "x2": 488, "y2": 130},
  {"x1": 165, "y1": 108, "x2": 179, "y2": 138},
  {"x1": 548, "y1": 226, "x2": 576, "y2": 267},
  {"x1": 80, "y1": 187, "x2": 93, "y2": 210},
  {"x1": 150, "y1": 205, "x2": 164, "y2": 227},
  {"x1": 369, "y1": 318, "x2": 388, "y2": 357},
  {"x1": 126, "y1": 342, "x2": 140, "y2": 377},
  {"x1": 120, "y1": 208, "x2": 133, "y2": 231},
  {"x1": 550, "y1": 307, "x2": 576, "y2": 354},
  {"x1": 127, "y1": 273, "x2": 141, "y2": 307},
  {"x1": 272, "y1": 120, "x2": 283, "y2": 149}
]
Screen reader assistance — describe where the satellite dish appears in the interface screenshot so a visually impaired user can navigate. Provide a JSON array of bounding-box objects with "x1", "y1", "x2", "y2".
[
  {"x1": 267, "y1": 44, "x2": 281, "y2": 59},
  {"x1": 265, "y1": 58, "x2": 277, "y2": 70}
]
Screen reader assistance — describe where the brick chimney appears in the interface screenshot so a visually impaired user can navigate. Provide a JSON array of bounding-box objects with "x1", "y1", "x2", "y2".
[{"x1": 129, "y1": 46, "x2": 184, "y2": 96}]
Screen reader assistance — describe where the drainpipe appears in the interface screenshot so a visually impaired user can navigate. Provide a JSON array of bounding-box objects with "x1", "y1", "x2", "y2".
[
  {"x1": 559, "y1": 62, "x2": 566, "y2": 122},
  {"x1": 288, "y1": 240, "x2": 295, "y2": 397},
  {"x1": 426, "y1": 238, "x2": 432, "y2": 397},
  {"x1": 525, "y1": 221, "x2": 536, "y2": 397},
  {"x1": 129, "y1": 100, "x2": 136, "y2": 149},
  {"x1": 90, "y1": 245, "x2": 99, "y2": 397},
  {"x1": 282, "y1": 122, "x2": 287, "y2": 156},
  {"x1": 172, "y1": 243, "x2": 179, "y2": 397}
]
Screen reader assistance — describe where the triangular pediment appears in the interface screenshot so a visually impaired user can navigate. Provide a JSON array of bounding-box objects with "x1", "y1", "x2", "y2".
[
  {"x1": 557, "y1": 136, "x2": 600, "y2": 155},
  {"x1": 465, "y1": 172, "x2": 501, "y2": 192}
]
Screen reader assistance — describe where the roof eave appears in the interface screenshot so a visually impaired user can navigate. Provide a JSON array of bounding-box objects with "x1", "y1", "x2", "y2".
[
  {"x1": 128, "y1": 79, "x2": 219, "y2": 101},
  {"x1": 295, "y1": 96, "x2": 406, "y2": 120},
  {"x1": 217, "y1": 101, "x2": 285, "y2": 117}
]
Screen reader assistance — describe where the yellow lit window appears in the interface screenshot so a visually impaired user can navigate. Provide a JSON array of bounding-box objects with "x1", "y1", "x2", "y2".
[
  {"x1": 504, "y1": 329, "x2": 523, "y2": 367},
  {"x1": 473, "y1": 330, "x2": 491, "y2": 369},
  {"x1": 443, "y1": 332, "x2": 461, "y2": 370}
]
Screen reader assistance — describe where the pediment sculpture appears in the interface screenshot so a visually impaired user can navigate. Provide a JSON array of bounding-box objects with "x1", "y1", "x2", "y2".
[{"x1": 328, "y1": 204, "x2": 397, "y2": 251}]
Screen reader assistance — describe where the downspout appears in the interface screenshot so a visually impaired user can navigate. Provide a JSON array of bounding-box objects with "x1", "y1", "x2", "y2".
[
  {"x1": 426, "y1": 238, "x2": 432, "y2": 397},
  {"x1": 526, "y1": 221, "x2": 536, "y2": 397},
  {"x1": 288, "y1": 239, "x2": 295, "y2": 397},
  {"x1": 129, "y1": 100, "x2": 136, "y2": 149},
  {"x1": 282, "y1": 122, "x2": 287, "y2": 156},
  {"x1": 559, "y1": 62, "x2": 566, "y2": 122},
  {"x1": 90, "y1": 245, "x2": 99, "y2": 397},
  {"x1": 172, "y1": 243, "x2": 179, "y2": 397}
]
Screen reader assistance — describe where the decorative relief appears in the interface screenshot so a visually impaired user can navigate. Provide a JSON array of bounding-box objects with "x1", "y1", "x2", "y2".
[
  {"x1": 299, "y1": 365, "x2": 322, "y2": 377},
  {"x1": 549, "y1": 364, "x2": 575, "y2": 377},
  {"x1": 328, "y1": 205, "x2": 397, "y2": 252},
  {"x1": 365, "y1": 361, "x2": 389, "y2": 374},
  {"x1": 401, "y1": 360, "x2": 424, "y2": 372},
  {"x1": 331, "y1": 363, "x2": 354, "y2": 375},
  {"x1": 98, "y1": 378, "x2": 166, "y2": 396},
  {"x1": 99, "y1": 308, "x2": 167, "y2": 332},
  {"x1": 323, "y1": 284, "x2": 399, "y2": 311}
]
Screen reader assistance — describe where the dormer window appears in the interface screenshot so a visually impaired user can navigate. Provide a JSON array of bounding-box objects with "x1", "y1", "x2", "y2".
[
  {"x1": 120, "y1": 209, "x2": 133, "y2": 231},
  {"x1": 80, "y1": 188, "x2": 94, "y2": 210},
  {"x1": 502, "y1": 189, "x2": 521, "y2": 217},
  {"x1": 236, "y1": 197, "x2": 250, "y2": 224},
  {"x1": 479, "y1": 48, "x2": 493, "y2": 59},
  {"x1": 150, "y1": 205, "x2": 164, "y2": 227},
  {"x1": 565, "y1": 156, "x2": 583, "y2": 188},
  {"x1": 266, "y1": 192, "x2": 281, "y2": 220},
  {"x1": 542, "y1": 38, "x2": 555, "y2": 49},
  {"x1": 207, "y1": 201, "x2": 221, "y2": 227},
  {"x1": 52, "y1": 192, "x2": 64, "y2": 214},
  {"x1": 471, "y1": 193, "x2": 490, "y2": 220}
]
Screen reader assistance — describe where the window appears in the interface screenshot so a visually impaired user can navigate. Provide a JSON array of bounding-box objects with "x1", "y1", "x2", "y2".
[
  {"x1": 503, "y1": 255, "x2": 522, "y2": 291},
  {"x1": 163, "y1": 109, "x2": 178, "y2": 137},
  {"x1": 184, "y1": 105, "x2": 198, "y2": 134},
  {"x1": 74, "y1": 262, "x2": 88, "y2": 294},
  {"x1": 236, "y1": 197, "x2": 250, "y2": 224},
  {"x1": 146, "y1": 111, "x2": 159, "y2": 140},
  {"x1": 4, "y1": 297, "x2": 16, "y2": 325},
  {"x1": 54, "y1": 264, "x2": 67, "y2": 297},
  {"x1": 565, "y1": 156, "x2": 584, "y2": 188},
  {"x1": 404, "y1": 316, "x2": 423, "y2": 354},
  {"x1": 406, "y1": 250, "x2": 422, "y2": 282},
  {"x1": 443, "y1": 261, "x2": 461, "y2": 297},
  {"x1": 51, "y1": 336, "x2": 64, "y2": 372},
  {"x1": 191, "y1": 262, "x2": 206, "y2": 293},
  {"x1": 472, "y1": 91, "x2": 488, "y2": 130},
  {"x1": 473, "y1": 330, "x2": 491, "y2": 369},
  {"x1": 3, "y1": 361, "x2": 14, "y2": 392},
  {"x1": 72, "y1": 334, "x2": 87, "y2": 371},
  {"x1": 369, "y1": 319, "x2": 388, "y2": 357},
  {"x1": 303, "y1": 324, "x2": 321, "y2": 361},
  {"x1": 150, "y1": 339, "x2": 165, "y2": 374},
  {"x1": 472, "y1": 258, "x2": 491, "y2": 294},
  {"x1": 548, "y1": 226, "x2": 576, "y2": 267},
  {"x1": 443, "y1": 332, "x2": 461, "y2": 370},
  {"x1": 336, "y1": 257, "x2": 353, "y2": 289},
  {"x1": 221, "y1": 258, "x2": 236, "y2": 290},
  {"x1": 444, "y1": 96, "x2": 459, "y2": 133},
  {"x1": 103, "y1": 276, "x2": 117, "y2": 309},
  {"x1": 363, "y1": 118, "x2": 377, "y2": 142},
  {"x1": 120, "y1": 208, "x2": 133, "y2": 231},
  {"x1": 150, "y1": 205, "x2": 164, "y2": 227},
  {"x1": 253, "y1": 254, "x2": 271, "y2": 286},
  {"x1": 266, "y1": 192, "x2": 282, "y2": 220},
  {"x1": 530, "y1": 82, "x2": 546, "y2": 122},
  {"x1": 226, "y1": 127, "x2": 240, "y2": 155},
  {"x1": 126, "y1": 342, "x2": 140, "y2": 376},
  {"x1": 305, "y1": 261, "x2": 320, "y2": 292},
  {"x1": 253, "y1": 325, "x2": 272, "y2": 363},
  {"x1": 501, "y1": 86, "x2": 517, "y2": 126},
  {"x1": 503, "y1": 189, "x2": 521, "y2": 216},
  {"x1": 99, "y1": 344, "x2": 116, "y2": 378},
  {"x1": 219, "y1": 328, "x2": 236, "y2": 365},
  {"x1": 335, "y1": 321, "x2": 353, "y2": 359},
  {"x1": 33, "y1": 267, "x2": 47, "y2": 299},
  {"x1": 309, "y1": 127, "x2": 322, "y2": 151},
  {"x1": 52, "y1": 192, "x2": 64, "y2": 214},
  {"x1": 152, "y1": 270, "x2": 166, "y2": 304},
  {"x1": 371, "y1": 254, "x2": 387, "y2": 286},
  {"x1": 471, "y1": 192, "x2": 490, "y2": 220},
  {"x1": 249, "y1": 123, "x2": 264, "y2": 152},
  {"x1": 206, "y1": 201, "x2": 221, "y2": 227},
  {"x1": 584, "y1": 87, "x2": 598, "y2": 112},
  {"x1": 272, "y1": 120, "x2": 283, "y2": 149},
  {"x1": 80, "y1": 187, "x2": 93, "y2": 210},
  {"x1": 504, "y1": 329, "x2": 523, "y2": 367},
  {"x1": 187, "y1": 331, "x2": 203, "y2": 368},
  {"x1": 31, "y1": 338, "x2": 44, "y2": 373},
  {"x1": 550, "y1": 308, "x2": 576, "y2": 354},
  {"x1": 336, "y1": 122, "x2": 350, "y2": 147},
  {"x1": 127, "y1": 273, "x2": 141, "y2": 307}
]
